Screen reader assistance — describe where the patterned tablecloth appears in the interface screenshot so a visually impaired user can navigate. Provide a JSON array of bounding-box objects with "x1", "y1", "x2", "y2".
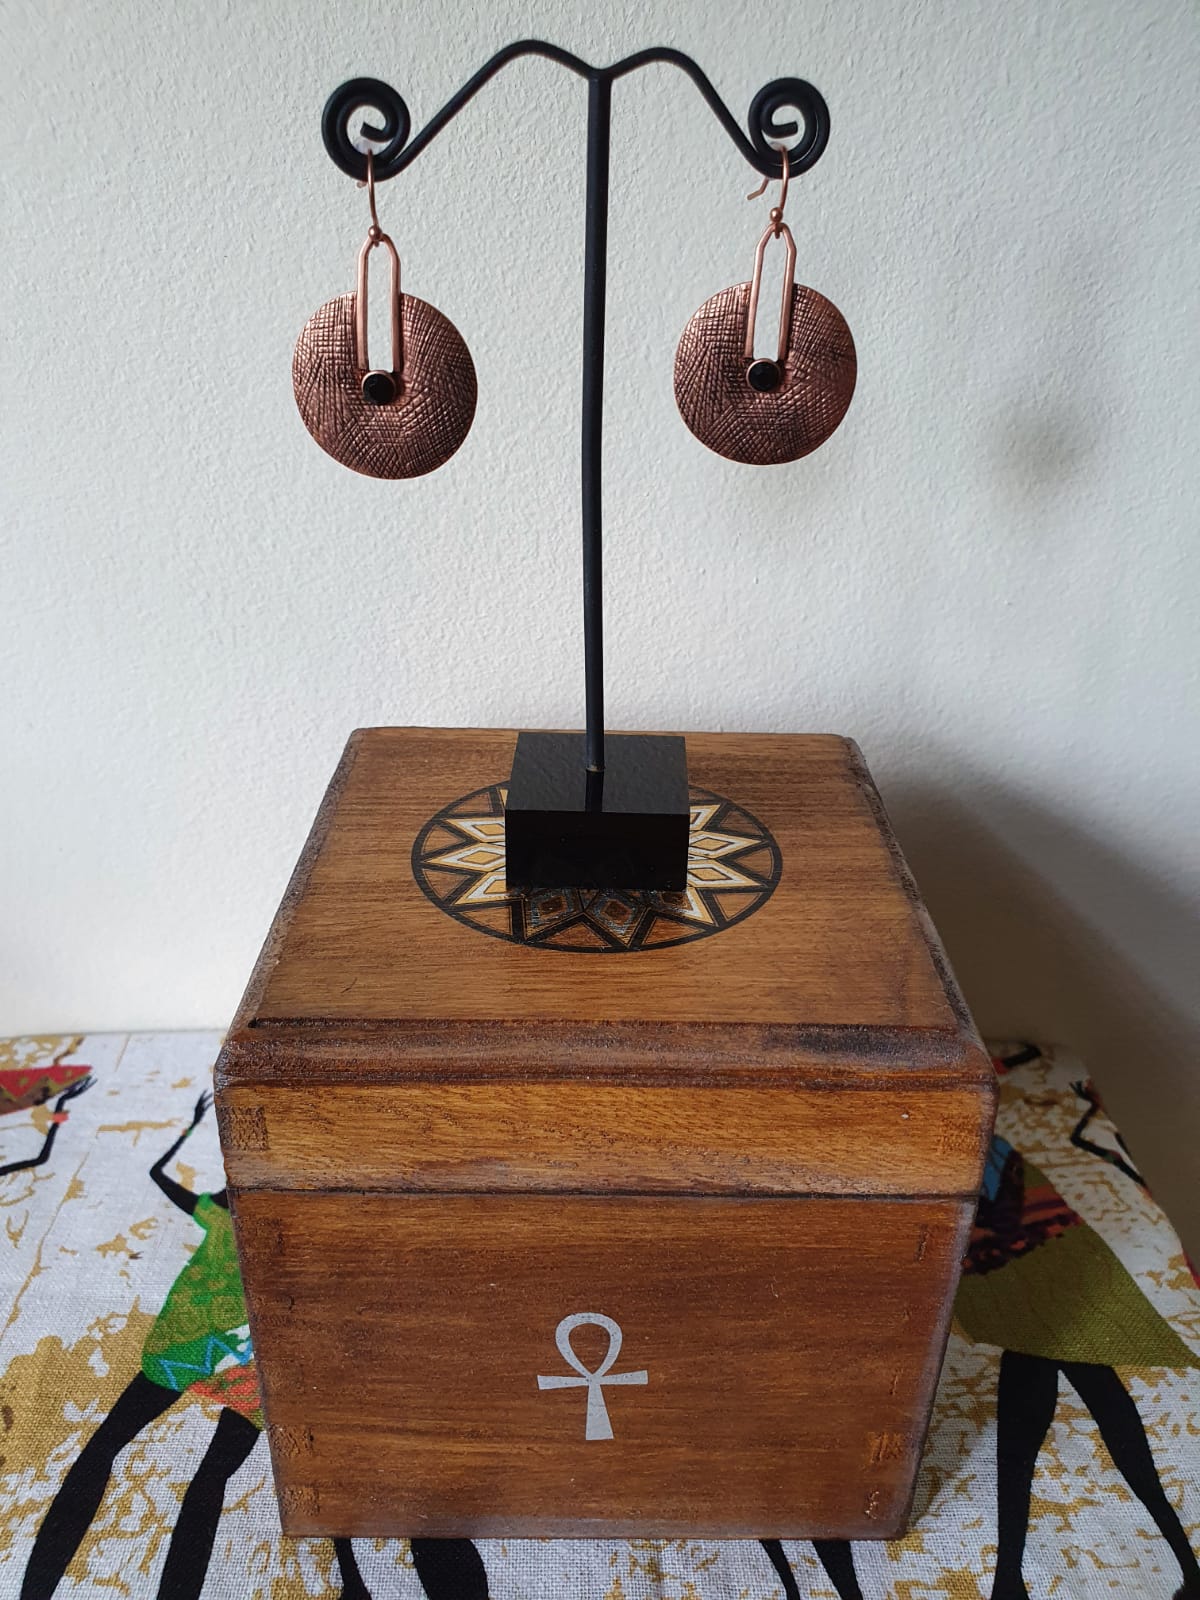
[{"x1": 2, "y1": 1035, "x2": 1197, "y2": 1600}]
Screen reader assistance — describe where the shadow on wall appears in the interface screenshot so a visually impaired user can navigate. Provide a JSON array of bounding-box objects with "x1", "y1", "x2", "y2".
[{"x1": 890, "y1": 780, "x2": 1200, "y2": 1261}]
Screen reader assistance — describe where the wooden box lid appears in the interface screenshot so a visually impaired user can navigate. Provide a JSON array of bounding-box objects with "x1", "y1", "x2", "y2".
[{"x1": 216, "y1": 728, "x2": 994, "y2": 1199}]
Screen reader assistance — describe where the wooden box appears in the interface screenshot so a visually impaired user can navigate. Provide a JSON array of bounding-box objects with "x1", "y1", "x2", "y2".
[{"x1": 215, "y1": 727, "x2": 995, "y2": 1539}]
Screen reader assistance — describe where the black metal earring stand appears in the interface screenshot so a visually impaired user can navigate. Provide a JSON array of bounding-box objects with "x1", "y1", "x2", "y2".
[{"x1": 321, "y1": 43, "x2": 829, "y2": 890}]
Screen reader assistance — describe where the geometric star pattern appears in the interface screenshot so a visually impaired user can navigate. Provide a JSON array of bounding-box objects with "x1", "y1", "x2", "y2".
[{"x1": 411, "y1": 782, "x2": 782, "y2": 952}]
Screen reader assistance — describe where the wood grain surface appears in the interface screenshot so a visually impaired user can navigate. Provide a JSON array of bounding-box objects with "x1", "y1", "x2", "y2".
[
  {"x1": 216, "y1": 727, "x2": 995, "y2": 1538},
  {"x1": 236, "y1": 1191, "x2": 972, "y2": 1538},
  {"x1": 241, "y1": 728, "x2": 961, "y2": 1032},
  {"x1": 219, "y1": 1080, "x2": 991, "y2": 1195}
]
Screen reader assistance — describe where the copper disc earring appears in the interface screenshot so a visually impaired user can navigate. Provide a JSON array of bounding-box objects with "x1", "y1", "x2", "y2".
[
  {"x1": 293, "y1": 151, "x2": 477, "y2": 478},
  {"x1": 674, "y1": 146, "x2": 855, "y2": 465}
]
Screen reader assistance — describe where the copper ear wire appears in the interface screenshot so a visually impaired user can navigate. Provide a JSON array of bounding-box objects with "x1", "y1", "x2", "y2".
[
  {"x1": 746, "y1": 141, "x2": 790, "y2": 226},
  {"x1": 359, "y1": 145, "x2": 383, "y2": 238},
  {"x1": 354, "y1": 149, "x2": 403, "y2": 386}
]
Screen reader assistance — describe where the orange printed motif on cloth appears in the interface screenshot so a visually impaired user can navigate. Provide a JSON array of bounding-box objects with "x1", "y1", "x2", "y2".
[{"x1": 191, "y1": 1361, "x2": 262, "y2": 1420}]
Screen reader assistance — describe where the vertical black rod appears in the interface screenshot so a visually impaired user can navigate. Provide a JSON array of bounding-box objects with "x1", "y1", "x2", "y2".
[{"x1": 581, "y1": 74, "x2": 610, "y2": 775}]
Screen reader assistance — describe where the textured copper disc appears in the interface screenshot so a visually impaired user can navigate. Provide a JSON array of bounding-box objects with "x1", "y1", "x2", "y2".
[
  {"x1": 293, "y1": 292, "x2": 476, "y2": 478},
  {"x1": 674, "y1": 282, "x2": 856, "y2": 465}
]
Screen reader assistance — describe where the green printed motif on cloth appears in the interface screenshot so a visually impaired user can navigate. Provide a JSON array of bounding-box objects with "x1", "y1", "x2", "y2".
[
  {"x1": 141, "y1": 1192, "x2": 251, "y2": 1391},
  {"x1": 955, "y1": 1159, "x2": 1198, "y2": 1368}
]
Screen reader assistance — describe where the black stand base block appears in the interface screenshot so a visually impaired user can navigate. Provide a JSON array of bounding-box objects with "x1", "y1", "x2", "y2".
[{"x1": 505, "y1": 731, "x2": 690, "y2": 891}]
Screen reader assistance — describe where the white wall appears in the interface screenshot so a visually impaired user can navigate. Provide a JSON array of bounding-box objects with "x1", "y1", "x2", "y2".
[{"x1": 3, "y1": 1, "x2": 1198, "y2": 1246}]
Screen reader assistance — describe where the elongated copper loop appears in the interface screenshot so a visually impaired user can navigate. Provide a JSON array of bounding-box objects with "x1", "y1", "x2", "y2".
[
  {"x1": 744, "y1": 219, "x2": 797, "y2": 366},
  {"x1": 355, "y1": 230, "x2": 403, "y2": 377}
]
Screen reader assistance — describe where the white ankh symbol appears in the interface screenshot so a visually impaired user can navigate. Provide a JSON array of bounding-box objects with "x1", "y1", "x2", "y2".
[{"x1": 536, "y1": 1312, "x2": 648, "y2": 1440}]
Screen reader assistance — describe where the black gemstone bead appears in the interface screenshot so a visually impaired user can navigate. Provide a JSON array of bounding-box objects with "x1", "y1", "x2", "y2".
[
  {"x1": 747, "y1": 359, "x2": 782, "y2": 393},
  {"x1": 362, "y1": 370, "x2": 398, "y2": 405}
]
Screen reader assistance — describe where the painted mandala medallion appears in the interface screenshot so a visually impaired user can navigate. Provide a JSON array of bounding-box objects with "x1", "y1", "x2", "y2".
[{"x1": 411, "y1": 782, "x2": 782, "y2": 952}]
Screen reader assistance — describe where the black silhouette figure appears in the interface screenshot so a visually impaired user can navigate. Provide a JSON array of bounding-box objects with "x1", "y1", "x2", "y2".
[
  {"x1": 411, "y1": 1539, "x2": 490, "y2": 1599},
  {"x1": 1069, "y1": 1077, "x2": 1146, "y2": 1189},
  {"x1": 18, "y1": 1091, "x2": 371, "y2": 1600},
  {"x1": 963, "y1": 1049, "x2": 1200, "y2": 1600},
  {"x1": 0, "y1": 1076, "x2": 92, "y2": 1178},
  {"x1": 18, "y1": 1088, "x2": 495, "y2": 1600},
  {"x1": 763, "y1": 1536, "x2": 863, "y2": 1600},
  {"x1": 994, "y1": 1350, "x2": 1200, "y2": 1600}
]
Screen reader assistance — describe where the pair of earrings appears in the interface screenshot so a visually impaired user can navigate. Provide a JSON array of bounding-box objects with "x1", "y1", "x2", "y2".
[{"x1": 293, "y1": 148, "x2": 854, "y2": 478}]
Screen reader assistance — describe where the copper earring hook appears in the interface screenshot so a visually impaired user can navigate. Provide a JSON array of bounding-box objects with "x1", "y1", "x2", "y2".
[
  {"x1": 358, "y1": 147, "x2": 382, "y2": 240},
  {"x1": 746, "y1": 143, "x2": 790, "y2": 235}
]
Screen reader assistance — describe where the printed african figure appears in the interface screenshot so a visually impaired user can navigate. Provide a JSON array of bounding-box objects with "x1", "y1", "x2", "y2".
[
  {"x1": 18, "y1": 1092, "x2": 373, "y2": 1600},
  {"x1": 958, "y1": 1047, "x2": 1200, "y2": 1600},
  {"x1": 751, "y1": 1048, "x2": 1200, "y2": 1600},
  {"x1": 763, "y1": 1535, "x2": 864, "y2": 1600},
  {"x1": 17, "y1": 1088, "x2": 488, "y2": 1600},
  {"x1": 0, "y1": 1043, "x2": 91, "y2": 1179},
  {"x1": 12, "y1": 1050, "x2": 1197, "y2": 1598}
]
